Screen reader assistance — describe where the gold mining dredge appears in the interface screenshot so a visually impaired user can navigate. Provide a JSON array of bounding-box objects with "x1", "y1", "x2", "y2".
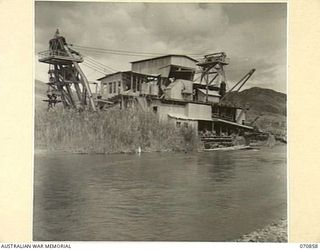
[{"x1": 39, "y1": 30, "x2": 258, "y2": 146}]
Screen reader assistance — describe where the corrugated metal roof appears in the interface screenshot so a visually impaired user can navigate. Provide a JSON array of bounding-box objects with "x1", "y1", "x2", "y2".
[
  {"x1": 97, "y1": 71, "x2": 124, "y2": 81},
  {"x1": 168, "y1": 114, "x2": 254, "y2": 130},
  {"x1": 97, "y1": 71, "x2": 160, "y2": 81},
  {"x1": 130, "y1": 54, "x2": 198, "y2": 64},
  {"x1": 168, "y1": 113, "x2": 212, "y2": 121},
  {"x1": 168, "y1": 113, "x2": 198, "y2": 121},
  {"x1": 212, "y1": 118, "x2": 254, "y2": 130}
]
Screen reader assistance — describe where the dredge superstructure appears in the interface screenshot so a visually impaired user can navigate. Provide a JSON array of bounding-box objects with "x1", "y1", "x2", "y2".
[{"x1": 39, "y1": 31, "x2": 257, "y2": 139}]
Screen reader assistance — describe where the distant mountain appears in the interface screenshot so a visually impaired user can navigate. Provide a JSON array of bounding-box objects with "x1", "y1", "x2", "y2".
[
  {"x1": 35, "y1": 79, "x2": 48, "y2": 112},
  {"x1": 222, "y1": 87, "x2": 287, "y2": 135},
  {"x1": 222, "y1": 87, "x2": 286, "y2": 116}
]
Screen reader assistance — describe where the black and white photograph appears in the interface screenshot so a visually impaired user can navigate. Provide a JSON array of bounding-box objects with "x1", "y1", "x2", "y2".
[{"x1": 34, "y1": 1, "x2": 287, "y2": 242}]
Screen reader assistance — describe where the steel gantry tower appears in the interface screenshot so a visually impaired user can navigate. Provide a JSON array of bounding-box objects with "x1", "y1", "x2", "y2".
[
  {"x1": 38, "y1": 29, "x2": 96, "y2": 111},
  {"x1": 197, "y1": 52, "x2": 229, "y2": 102}
]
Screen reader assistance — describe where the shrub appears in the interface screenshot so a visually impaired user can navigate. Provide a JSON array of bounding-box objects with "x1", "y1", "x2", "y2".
[{"x1": 34, "y1": 107, "x2": 201, "y2": 154}]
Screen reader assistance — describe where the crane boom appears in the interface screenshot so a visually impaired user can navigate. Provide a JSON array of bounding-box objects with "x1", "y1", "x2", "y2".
[
  {"x1": 220, "y1": 69, "x2": 255, "y2": 102},
  {"x1": 235, "y1": 69, "x2": 256, "y2": 92}
]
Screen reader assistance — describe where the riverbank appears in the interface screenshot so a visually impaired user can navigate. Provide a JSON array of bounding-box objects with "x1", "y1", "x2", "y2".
[
  {"x1": 35, "y1": 108, "x2": 201, "y2": 154},
  {"x1": 35, "y1": 108, "x2": 286, "y2": 155},
  {"x1": 236, "y1": 218, "x2": 287, "y2": 242}
]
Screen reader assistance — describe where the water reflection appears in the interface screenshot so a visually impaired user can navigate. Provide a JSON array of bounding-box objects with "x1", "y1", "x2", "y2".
[{"x1": 34, "y1": 145, "x2": 286, "y2": 241}]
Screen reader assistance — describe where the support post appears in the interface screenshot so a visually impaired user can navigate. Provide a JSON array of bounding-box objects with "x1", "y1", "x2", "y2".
[
  {"x1": 206, "y1": 74, "x2": 209, "y2": 103},
  {"x1": 74, "y1": 82, "x2": 83, "y2": 105},
  {"x1": 65, "y1": 83, "x2": 76, "y2": 108},
  {"x1": 63, "y1": 45, "x2": 96, "y2": 111}
]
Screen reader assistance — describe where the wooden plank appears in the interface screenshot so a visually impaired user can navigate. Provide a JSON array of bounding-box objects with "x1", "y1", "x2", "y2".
[
  {"x1": 65, "y1": 83, "x2": 76, "y2": 108},
  {"x1": 73, "y1": 82, "x2": 83, "y2": 105},
  {"x1": 63, "y1": 45, "x2": 96, "y2": 111}
]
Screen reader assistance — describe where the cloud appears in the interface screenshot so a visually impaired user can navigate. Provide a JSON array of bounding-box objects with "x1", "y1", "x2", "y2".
[{"x1": 35, "y1": 2, "x2": 287, "y2": 93}]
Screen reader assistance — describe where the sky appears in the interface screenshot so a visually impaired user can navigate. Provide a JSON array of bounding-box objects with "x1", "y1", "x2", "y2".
[{"x1": 35, "y1": 2, "x2": 287, "y2": 93}]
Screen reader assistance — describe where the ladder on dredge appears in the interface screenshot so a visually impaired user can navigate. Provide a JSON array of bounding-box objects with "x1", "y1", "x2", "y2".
[{"x1": 38, "y1": 29, "x2": 96, "y2": 111}]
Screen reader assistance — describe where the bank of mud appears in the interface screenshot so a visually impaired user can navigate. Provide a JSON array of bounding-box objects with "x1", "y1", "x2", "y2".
[{"x1": 236, "y1": 218, "x2": 287, "y2": 242}]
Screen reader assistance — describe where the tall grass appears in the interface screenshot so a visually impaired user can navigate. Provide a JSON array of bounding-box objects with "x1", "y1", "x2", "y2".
[{"x1": 35, "y1": 107, "x2": 201, "y2": 154}]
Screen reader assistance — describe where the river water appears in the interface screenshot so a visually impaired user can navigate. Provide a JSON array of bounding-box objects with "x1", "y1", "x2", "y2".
[{"x1": 33, "y1": 145, "x2": 286, "y2": 241}]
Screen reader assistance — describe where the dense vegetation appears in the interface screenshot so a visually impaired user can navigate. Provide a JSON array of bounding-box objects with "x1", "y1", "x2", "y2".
[
  {"x1": 34, "y1": 81, "x2": 286, "y2": 153},
  {"x1": 35, "y1": 108, "x2": 201, "y2": 154},
  {"x1": 222, "y1": 87, "x2": 287, "y2": 136}
]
